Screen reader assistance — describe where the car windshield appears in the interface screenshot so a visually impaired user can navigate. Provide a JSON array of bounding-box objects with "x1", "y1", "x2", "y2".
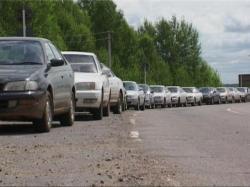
[
  {"x1": 124, "y1": 82, "x2": 137, "y2": 91},
  {"x1": 139, "y1": 84, "x2": 149, "y2": 92},
  {"x1": 217, "y1": 88, "x2": 226, "y2": 93},
  {"x1": 183, "y1": 88, "x2": 193, "y2": 93},
  {"x1": 63, "y1": 54, "x2": 97, "y2": 73},
  {"x1": 0, "y1": 40, "x2": 44, "y2": 65},
  {"x1": 237, "y1": 88, "x2": 245, "y2": 92},
  {"x1": 150, "y1": 86, "x2": 163, "y2": 93},
  {"x1": 200, "y1": 87, "x2": 211, "y2": 93},
  {"x1": 168, "y1": 87, "x2": 178, "y2": 93}
]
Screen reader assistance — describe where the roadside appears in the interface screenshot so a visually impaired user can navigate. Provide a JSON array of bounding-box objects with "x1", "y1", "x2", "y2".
[{"x1": 0, "y1": 111, "x2": 174, "y2": 186}]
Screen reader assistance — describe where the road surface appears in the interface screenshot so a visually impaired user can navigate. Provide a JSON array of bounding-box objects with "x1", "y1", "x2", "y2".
[{"x1": 1, "y1": 103, "x2": 250, "y2": 186}]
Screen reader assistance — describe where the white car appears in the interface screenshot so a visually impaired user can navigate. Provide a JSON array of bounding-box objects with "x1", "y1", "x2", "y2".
[
  {"x1": 228, "y1": 87, "x2": 241, "y2": 103},
  {"x1": 182, "y1": 87, "x2": 203, "y2": 106},
  {"x1": 62, "y1": 51, "x2": 111, "y2": 120},
  {"x1": 101, "y1": 63, "x2": 126, "y2": 114},
  {"x1": 150, "y1": 85, "x2": 171, "y2": 108},
  {"x1": 138, "y1": 84, "x2": 154, "y2": 108},
  {"x1": 167, "y1": 86, "x2": 187, "y2": 107},
  {"x1": 237, "y1": 87, "x2": 249, "y2": 102},
  {"x1": 123, "y1": 81, "x2": 145, "y2": 110}
]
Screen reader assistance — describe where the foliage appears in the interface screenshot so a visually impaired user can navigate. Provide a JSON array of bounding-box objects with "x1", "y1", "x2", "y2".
[{"x1": 0, "y1": 0, "x2": 222, "y2": 87}]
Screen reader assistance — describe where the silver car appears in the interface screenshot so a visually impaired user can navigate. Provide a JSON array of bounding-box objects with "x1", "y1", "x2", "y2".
[
  {"x1": 167, "y1": 86, "x2": 187, "y2": 107},
  {"x1": 182, "y1": 87, "x2": 203, "y2": 106},
  {"x1": 216, "y1": 87, "x2": 232, "y2": 103},
  {"x1": 138, "y1": 84, "x2": 154, "y2": 109},
  {"x1": 237, "y1": 87, "x2": 249, "y2": 102},
  {"x1": 228, "y1": 87, "x2": 241, "y2": 103},
  {"x1": 123, "y1": 81, "x2": 145, "y2": 110},
  {"x1": 150, "y1": 85, "x2": 171, "y2": 108}
]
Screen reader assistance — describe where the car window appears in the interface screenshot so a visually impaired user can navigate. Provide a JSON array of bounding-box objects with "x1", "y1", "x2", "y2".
[
  {"x1": 0, "y1": 40, "x2": 44, "y2": 65},
  {"x1": 123, "y1": 82, "x2": 137, "y2": 91},
  {"x1": 44, "y1": 43, "x2": 55, "y2": 61},
  {"x1": 63, "y1": 54, "x2": 98, "y2": 73},
  {"x1": 49, "y1": 43, "x2": 63, "y2": 60}
]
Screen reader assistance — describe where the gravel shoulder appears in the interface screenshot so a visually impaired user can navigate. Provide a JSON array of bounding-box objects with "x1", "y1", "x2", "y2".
[{"x1": 0, "y1": 111, "x2": 174, "y2": 186}]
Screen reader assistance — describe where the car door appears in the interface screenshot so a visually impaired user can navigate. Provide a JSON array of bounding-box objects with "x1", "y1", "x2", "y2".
[
  {"x1": 44, "y1": 42, "x2": 63, "y2": 110},
  {"x1": 109, "y1": 71, "x2": 120, "y2": 102},
  {"x1": 49, "y1": 43, "x2": 72, "y2": 109}
]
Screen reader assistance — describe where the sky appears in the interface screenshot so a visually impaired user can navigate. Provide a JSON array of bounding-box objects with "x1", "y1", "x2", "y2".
[{"x1": 114, "y1": 0, "x2": 250, "y2": 84}]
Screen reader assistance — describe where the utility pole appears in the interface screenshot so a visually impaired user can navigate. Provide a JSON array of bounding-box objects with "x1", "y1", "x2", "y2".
[
  {"x1": 108, "y1": 31, "x2": 112, "y2": 69},
  {"x1": 22, "y1": 4, "x2": 26, "y2": 37},
  {"x1": 144, "y1": 64, "x2": 147, "y2": 84}
]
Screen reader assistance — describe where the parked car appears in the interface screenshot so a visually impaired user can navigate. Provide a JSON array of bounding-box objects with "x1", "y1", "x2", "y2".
[
  {"x1": 237, "y1": 87, "x2": 249, "y2": 102},
  {"x1": 0, "y1": 37, "x2": 75, "y2": 132},
  {"x1": 167, "y1": 86, "x2": 187, "y2": 107},
  {"x1": 216, "y1": 87, "x2": 232, "y2": 103},
  {"x1": 150, "y1": 85, "x2": 170, "y2": 108},
  {"x1": 182, "y1": 87, "x2": 203, "y2": 106},
  {"x1": 228, "y1": 87, "x2": 241, "y2": 103},
  {"x1": 62, "y1": 51, "x2": 110, "y2": 120},
  {"x1": 199, "y1": 87, "x2": 221, "y2": 104},
  {"x1": 123, "y1": 81, "x2": 145, "y2": 110},
  {"x1": 101, "y1": 63, "x2": 126, "y2": 113},
  {"x1": 138, "y1": 84, "x2": 154, "y2": 108}
]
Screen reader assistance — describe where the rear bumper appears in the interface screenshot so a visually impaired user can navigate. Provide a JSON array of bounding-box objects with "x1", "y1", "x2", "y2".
[
  {"x1": 0, "y1": 91, "x2": 46, "y2": 121},
  {"x1": 75, "y1": 90, "x2": 102, "y2": 110}
]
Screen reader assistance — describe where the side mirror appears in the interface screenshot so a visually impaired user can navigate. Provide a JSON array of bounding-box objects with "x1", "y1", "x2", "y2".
[{"x1": 50, "y1": 59, "x2": 64, "y2": 67}]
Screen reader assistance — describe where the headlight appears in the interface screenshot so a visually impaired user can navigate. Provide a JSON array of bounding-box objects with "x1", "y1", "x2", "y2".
[
  {"x1": 76, "y1": 82, "x2": 96, "y2": 90},
  {"x1": 4, "y1": 81, "x2": 38, "y2": 91}
]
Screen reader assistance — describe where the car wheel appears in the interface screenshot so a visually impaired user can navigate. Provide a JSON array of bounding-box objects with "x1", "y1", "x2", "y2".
[
  {"x1": 114, "y1": 93, "x2": 122, "y2": 114},
  {"x1": 192, "y1": 98, "x2": 196, "y2": 106},
  {"x1": 103, "y1": 100, "x2": 110, "y2": 117},
  {"x1": 218, "y1": 98, "x2": 221, "y2": 104},
  {"x1": 93, "y1": 94, "x2": 103, "y2": 120},
  {"x1": 34, "y1": 92, "x2": 53, "y2": 133},
  {"x1": 140, "y1": 100, "x2": 145, "y2": 111},
  {"x1": 135, "y1": 99, "x2": 140, "y2": 110},
  {"x1": 60, "y1": 93, "x2": 75, "y2": 126},
  {"x1": 184, "y1": 99, "x2": 188, "y2": 107},
  {"x1": 178, "y1": 98, "x2": 181, "y2": 107}
]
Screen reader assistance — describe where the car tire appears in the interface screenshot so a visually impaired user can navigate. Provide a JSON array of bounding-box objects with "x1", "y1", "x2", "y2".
[
  {"x1": 135, "y1": 99, "x2": 140, "y2": 110},
  {"x1": 140, "y1": 100, "x2": 145, "y2": 111},
  {"x1": 184, "y1": 99, "x2": 188, "y2": 107},
  {"x1": 114, "y1": 93, "x2": 122, "y2": 114},
  {"x1": 34, "y1": 92, "x2": 53, "y2": 133},
  {"x1": 103, "y1": 101, "x2": 110, "y2": 117},
  {"x1": 93, "y1": 94, "x2": 103, "y2": 120},
  {"x1": 60, "y1": 93, "x2": 75, "y2": 126}
]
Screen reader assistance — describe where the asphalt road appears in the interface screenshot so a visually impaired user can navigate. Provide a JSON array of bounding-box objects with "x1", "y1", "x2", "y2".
[
  {"x1": 131, "y1": 103, "x2": 250, "y2": 186},
  {"x1": 0, "y1": 103, "x2": 250, "y2": 186}
]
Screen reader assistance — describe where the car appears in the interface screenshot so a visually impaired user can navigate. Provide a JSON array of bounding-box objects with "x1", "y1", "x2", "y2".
[
  {"x1": 216, "y1": 87, "x2": 232, "y2": 103},
  {"x1": 167, "y1": 86, "x2": 187, "y2": 107},
  {"x1": 237, "y1": 87, "x2": 249, "y2": 102},
  {"x1": 228, "y1": 87, "x2": 241, "y2": 103},
  {"x1": 149, "y1": 85, "x2": 170, "y2": 108},
  {"x1": 123, "y1": 81, "x2": 145, "y2": 110},
  {"x1": 62, "y1": 51, "x2": 111, "y2": 120},
  {"x1": 101, "y1": 63, "x2": 126, "y2": 113},
  {"x1": 182, "y1": 87, "x2": 203, "y2": 106},
  {"x1": 0, "y1": 37, "x2": 75, "y2": 132},
  {"x1": 138, "y1": 84, "x2": 154, "y2": 109},
  {"x1": 199, "y1": 87, "x2": 221, "y2": 104}
]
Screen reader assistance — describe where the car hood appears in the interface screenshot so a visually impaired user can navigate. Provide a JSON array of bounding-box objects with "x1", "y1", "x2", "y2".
[
  {"x1": 0, "y1": 65, "x2": 42, "y2": 83},
  {"x1": 170, "y1": 93, "x2": 179, "y2": 97},
  {"x1": 126, "y1": 90, "x2": 138, "y2": 96},
  {"x1": 153, "y1": 92, "x2": 164, "y2": 97},
  {"x1": 74, "y1": 72, "x2": 102, "y2": 83}
]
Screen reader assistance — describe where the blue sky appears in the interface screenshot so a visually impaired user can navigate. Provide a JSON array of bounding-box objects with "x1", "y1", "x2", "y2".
[{"x1": 114, "y1": 0, "x2": 250, "y2": 84}]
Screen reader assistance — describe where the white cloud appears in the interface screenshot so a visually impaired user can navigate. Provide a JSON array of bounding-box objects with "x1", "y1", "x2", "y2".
[{"x1": 114, "y1": 0, "x2": 250, "y2": 84}]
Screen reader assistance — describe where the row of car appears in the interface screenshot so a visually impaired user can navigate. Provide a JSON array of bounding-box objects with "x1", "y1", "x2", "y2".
[
  {"x1": 123, "y1": 82, "x2": 250, "y2": 110},
  {"x1": 0, "y1": 37, "x2": 249, "y2": 133}
]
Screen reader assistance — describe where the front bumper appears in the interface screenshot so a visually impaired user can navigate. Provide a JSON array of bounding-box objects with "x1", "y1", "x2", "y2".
[
  {"x1": 203, "y1": 96, "x2": 212, "y2": 103},
  {"x1": 126, "y1": 97, "x2": 138, "y2": 106},
  {"x1": 171, "y1": 97, "x2": 179, "y2": 104},
  {"x1": 76, "y1": 90, "x2": 102, "y2": 110},
  {"x1": 0, "y1": 91, "x2": 46, "y2": 121},
  {"x1": 154, "y1": 97, "x2": 164, "y2": 105},
  {"x1": 187, "y1": 97, "x2": 195, "y2": 103}
]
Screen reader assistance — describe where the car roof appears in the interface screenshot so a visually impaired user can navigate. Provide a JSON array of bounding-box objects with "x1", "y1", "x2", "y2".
[
  {"x1": 0, "y1": 37, "x2": 50, "y2": 42},
  {"x1": 62, "y1": 51, "x2": 96, "y2": 56},
  {"x1": 123, "y1": 81, "x2": 137, "y2": 84},
  {"x1": 150, "y1": 85, "x2": 164, "y2": 87}
]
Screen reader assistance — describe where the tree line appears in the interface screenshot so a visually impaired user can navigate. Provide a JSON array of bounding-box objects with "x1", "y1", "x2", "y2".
[{"x1": 0, "y1": 0, "x2": 222, "y2": 87}]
